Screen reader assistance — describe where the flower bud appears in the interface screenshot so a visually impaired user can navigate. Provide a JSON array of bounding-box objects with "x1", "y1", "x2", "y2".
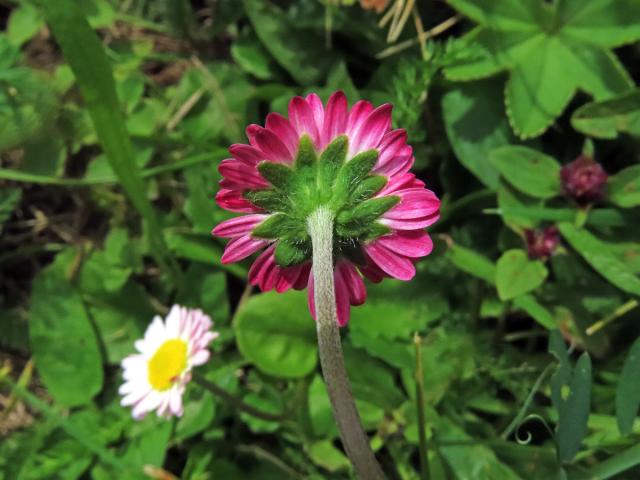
[
  {"x1": 560, "y1": 155, "x2": 608, "y2": 204},
  {"x1": 525, "y1": 226, "x2": 560, "y2": 260}
]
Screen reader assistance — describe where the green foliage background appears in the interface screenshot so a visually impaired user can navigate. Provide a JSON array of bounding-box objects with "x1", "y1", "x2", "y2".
[{"x1": 1, "y1": 0, "x2": 640, "y2": 478}]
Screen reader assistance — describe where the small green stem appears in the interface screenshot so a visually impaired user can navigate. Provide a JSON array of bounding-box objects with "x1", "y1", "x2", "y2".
[
  {"x1": 192, "y1": 373, "x2": 286, "y2": 423},
  {"x1": 414, "y1": 333, "x2": 431, "y2": 480},
  {"x1": 307, "y1": 207, "x2": 386, "y2": 480}
]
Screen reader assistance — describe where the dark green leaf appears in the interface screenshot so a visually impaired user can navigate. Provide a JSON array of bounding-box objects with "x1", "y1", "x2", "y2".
[
  {"x1": 491, "y1": 146, "x2": 561, "y2": 199},
  {"x1": 608, "y1": 165, "x2": 640, "y2": 208},
  {"x1": 616, "y1": 336, "x2": 640, "y2": 434},
  {"x1": 496, "y1": 249, "x2": 548, "y2": 300}
]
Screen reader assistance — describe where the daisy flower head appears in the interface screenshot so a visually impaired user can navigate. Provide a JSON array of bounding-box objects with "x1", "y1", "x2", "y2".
[
  {"x1": 119, "y1": 305, "x2": 218, "y2": 420},
  {"x1": 212, "y1": 92, "x2": 440, "y2": 326}
]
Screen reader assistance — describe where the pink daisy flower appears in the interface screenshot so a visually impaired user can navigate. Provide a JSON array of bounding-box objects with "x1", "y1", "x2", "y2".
[{"x1": 212, "y1": 92, "x2": 440, "y2": 326}]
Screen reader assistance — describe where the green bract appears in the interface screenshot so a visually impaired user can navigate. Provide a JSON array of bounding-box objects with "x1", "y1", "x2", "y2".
[{"x1": 247, "y1": 135, "x2": 398, "y2": 267}]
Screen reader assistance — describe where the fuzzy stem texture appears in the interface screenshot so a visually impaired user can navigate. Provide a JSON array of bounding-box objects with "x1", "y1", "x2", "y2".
[{"x1": 308, "y1": 206, "x2": 386, "y2": 480}]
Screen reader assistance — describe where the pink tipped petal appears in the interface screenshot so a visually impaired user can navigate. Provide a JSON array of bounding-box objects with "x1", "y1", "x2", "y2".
[
  {"x1": 248, "y1": 246, "x2": 275, "y2": 288},
  {"x1": 212, "y1": 214, "x2": 268, "y2": 238},
  {"x1": 376, "y1": 130, "x2": 406, "y2": 166},
  {"x1": 306, "y1": 93, "x2": 325, "y2": 136},
  {"x1": 365, "y1": 241, "x2": 416, "y2": 281},
  {"x1": 266, "y1": 113, "x2": 299, "y2": 157},
  {"x1": 229, "y1": 144, "x2": 264, "y2": 164},
  {"x1": 321, "y1": 91, "x2": 348, "y2": 148},
  {"x1": 336, "y1": 260, "x2": 367, "y2": 305},
  {"x1": 334, "y1": 271, "x2": 351, "y2": 327},
  {"x1": 216, "y1": 189, "x2": 262, "y2": 213},
  {"x1": 289, "y1": 96, "x2": 320, "y2": 144},
  {"x1": 378, "y1": 173, "x2": 425, "y2": 196},
  {"x1": 218, "y1": 159, "x2": 268, "y2": 188},
  {"x1": 346, "y1": 100, "x2": 374, "y2": 140},
  {"x1": 253, "y1": 127, "x2": 294, "y2": 164},
  {"x1": 221, "y1": 235, "x2": 268, "y2": 264},
  {"x1": 359, "y1": 261, "x2": 386, "y2": 283},
  {"x1": 376, "y1": 230, "x2": 434, "y2": 258},
  {"x1": 385, "y1": 189, "x2": 441, "y2": 219},
  {"x1": 349, "y1": 104, "x2": 393, "y2": 156},
  {"x1": 293, "y1": 263, "x2": 311, "y2": 290},
  {"x1": 381, "y1": 212, "x2": 440, "y2": 230},
  {"x1": 275, "y1": 263, "x2": 308, "y2": 293}
]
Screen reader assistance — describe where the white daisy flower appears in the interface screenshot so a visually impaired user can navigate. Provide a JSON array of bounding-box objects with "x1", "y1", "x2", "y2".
[{"x1": 119, "y1": 305, "x2": 218, "y2": 420}]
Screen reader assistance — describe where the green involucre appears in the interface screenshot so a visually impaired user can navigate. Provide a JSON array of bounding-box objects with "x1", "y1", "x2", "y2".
[{"x1": 248, "y1": 135, "x2": 396, "y2": 267}]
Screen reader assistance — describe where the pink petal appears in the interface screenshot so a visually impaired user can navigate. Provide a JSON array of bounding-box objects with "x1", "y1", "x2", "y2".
[
  {"x1": 384, "y1": 189, "x2": 441, "y2": 219},
  {"x1": 359, "y1": 261, "x2": 386, "y2": 283},
  {"x1": 249, "y1": 246, "x2": 276, "y2": 288},
  {"x1": 346, "y1": 100, "x2": 373, "y2": 143},
  {"x1": 334, "y1": 270, "x2": 351, "y2": 326},
  {"x1": 253, "y1": 126, "x2": 294, "y2": 164},
  {"x1": 364, "y1": 241, "x2": 416, "y2": 281},
  {"x1": 212, "y1": 214, "x2": 268, "y2": 238},
  {"x1": 381, "y1": 212, "x2": 440, "y2": 230},
  {"x1": 307, "y1": 273, "x2": 316, "y2": 321},
  {"x1": 349, "y1": 104, "x2": 393, "y2": 156},
  {"x1": 218, "y1": 159, "x2": 268, "y2": 188},
  {"x1": 378, "y1": 173, "x2": 425, "y2": 196},
  {"x1": 275, "y1": 263, "x2": 308, "y2": 293},
  {"x1": 216, "y1": 189, "x2": 262, "y2": 213},
  {"x1": 229, "y1": 144, "x2": 264, "y2": 164},
  {"x1": 289, "y1": 96, "x2": 320, "y2": 145},
  {"x1": 221, "y1": 235, "x2": 268, "y2": 264},
  {"x1": 306, "y1": 93, "x2": 325, "y2": 137},
  {"x1": 293, "y1": 263, "x2": 311, "y2": 290},
  {"x1": 321, "y1": 91, "x2": 348, "y2": 148},
  {"x1": 266, "y1": 112, "x2": 299, "y2": 158},
  {"x1": 376, "y1": 230, "x2": 434, "y2": 258},
  {"x1": 336, "y1": 260, "x2": 366, "y2": 305}
]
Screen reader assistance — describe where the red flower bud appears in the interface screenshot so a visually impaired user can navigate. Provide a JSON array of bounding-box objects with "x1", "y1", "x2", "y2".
[
  {"x1": 560, "y1": 155, "x2": 608, "y2": 204},
  {"x1": 525, "y1": 226, "x2": 560, "y2": 260}
]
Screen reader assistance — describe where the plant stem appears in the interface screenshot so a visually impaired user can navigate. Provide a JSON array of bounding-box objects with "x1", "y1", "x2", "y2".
[
  {"x1": 414, "y1": 333, "x2": 430, "y2": 480},
  {"x1": 192, "y1": 373, "x2": 287, "y2": 423},
  {"x1": 307, "y1": 207, "x2": 386, "y2": 480}
]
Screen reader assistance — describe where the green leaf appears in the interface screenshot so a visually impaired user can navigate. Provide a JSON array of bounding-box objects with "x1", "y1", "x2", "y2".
[
  {"x1": 445, "y1": 0, "x2": 638, "y2": 138},
  {"x1": 40, "y1": 0, "x2": 177, "y2": 276},
  {"x1": 29, "y1": 252, "x2": 103, "y2": 406},
  {"x1": 441, "y1": 79, "x2": 513, "y2": 188},
  {"x1": 512, "y1": 294, "x2": 556, "y2": 330},
  {"x1": 490, "y1": 146, "x2": 561, "y2": 199},
  {"x1": 558, "y1": 223, "x2": 640, "y2": 296},
  {"x1": 496, "y1": 249, "x2": 548, "y2": 300},
  {"x1": 235, "y1": 290, "x2": 317, "y2": 378},
  {"x1": 616, "y1": 336, "x2": 640, "y2": 435},
  {"x1": 448, "y1": 244, "x2": 496, "y2": 284},
  {"x1": 175, "y1": 389, "x2": 216, "y2": 441},
  {"x1": 307, "y1": 440, "x2": 350, "y2": 472},
  {"x1": 555, "y1": 353, "x2": 592, "y2": 462},
  {"x1": 571, "y1": 89, "x2": 640, "y2": 139},
  {"x1": 609, "y1": 165, "x2": 640, "y2": 208},
  {"x1": 7, "y1": 2, "x2": 44, "y2": 47},
  {"x1": 230, "y1": 34, "x2": 279, "y2": 80},
  {"x1": 274, "y1": 238, "x2": 308, "y2": 267},
  {"x1": 242, "y1": 0, "x2": 328, "y2": 85}
]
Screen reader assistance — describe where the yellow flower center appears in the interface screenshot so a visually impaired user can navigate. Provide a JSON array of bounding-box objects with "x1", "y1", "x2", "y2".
[{"x1": 147, "y1": 339, "x2": 188, "y2": 391}]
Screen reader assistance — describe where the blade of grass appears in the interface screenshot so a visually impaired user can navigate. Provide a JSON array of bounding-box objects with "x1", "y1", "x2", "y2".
[{"x1": 38, "y1": 0, "x2": 179, "y2": 278}]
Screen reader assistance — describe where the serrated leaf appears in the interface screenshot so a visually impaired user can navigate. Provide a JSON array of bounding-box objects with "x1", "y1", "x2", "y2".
[
  {"x1": 572, "y1": 89, "x2": 640, "y2": 139},
  {"x1": 491, "y1": 146, "x2": 561, "y2": 199},
  {"x1": 496, "y1": 249, "x2": 548, "y2": 300},
  {"x1": 609, "y1": 165, "x2": 640, "y2": 208},
  {"x1": 445, "y1": 0, "x2": 638, "y2": 138},
  {"x1": 559, "y1": 223, "x2": 640, "y2": 296},
  {"x1": 235, "y1": 290, "x2": 317, "y2": 378},
  {"x1": 616, "y1": 336, "x2": 640, "y2": 434}
]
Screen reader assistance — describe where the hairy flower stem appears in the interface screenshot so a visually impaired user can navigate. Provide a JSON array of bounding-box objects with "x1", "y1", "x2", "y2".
[{"x1": 308, "y1": 207, "x2": 386, "y2": 480}]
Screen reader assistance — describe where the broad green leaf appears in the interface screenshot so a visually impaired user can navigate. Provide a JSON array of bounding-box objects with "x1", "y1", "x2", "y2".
[
  {"x1": 616, "y1": 336, "x2": 640, "y2": 434},
  {"x1": 445, "y1": 0, "x2": 637, "y2": 138},
  {"x1": 176, "y1": 264, "x2": 230, "y2": 324},
  {"x1": 571, "y1": 89, "x2": 640, "y2": 139},
  {"x1": 490, "y1": 205, "x2": 628, "y2": 227},
  {"x1": 442, "y1": 79, "x2": 512, "y2": 188},
  {"x1": 175, "y1": 389, "x2": 216, "y2": 441},
  {"x1": 497, "y1": 181, "x2": 543, "y2": 229},
  {"x1": 496, "y1": 249, "x2": 548, "y2": 300},
  {"x1": 242, "y1": 0, "x2": 328, "y2": 85},
  {"x1": 29, "y1": 252, "x2": 103, "y2": 406},
  {"x1": 7, "y1": 2, "x2": 44, "y2": 47},
  {"x1": 555, "y1": 353, "x2": 592, "y2": 462},
  {"x1": 490, "y1": 146, "x2": 561, "y2": 199},
  {"x1": 235, "y1": 290, "x2": 317, "y2": 378},
  {"x1": 231, "y1": 34, "x2": 279, "y2": 80},
  {"x1": 0, "y1": 187, "x2": 21, "y2": 226},
  {"x1": 448, "y1": 244, "x2": 496, "y2": 284},
  {"x1": 307, "y1": 440, "x2": 350, "y2": 473},
  {"x1": 40, "y1": 0, "x2": 177, "y2": 276},
  {"x1": 608, "y1": 165, "x2": 640, "y2": 208},
  {"x1": 559, "y1": 223, "x2": 640, "y2": 296}
]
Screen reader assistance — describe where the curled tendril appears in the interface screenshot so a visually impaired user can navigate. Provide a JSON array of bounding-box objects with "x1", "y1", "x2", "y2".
[{"x1": 514, "y1": 414, "x2": 555, "y2": 446}]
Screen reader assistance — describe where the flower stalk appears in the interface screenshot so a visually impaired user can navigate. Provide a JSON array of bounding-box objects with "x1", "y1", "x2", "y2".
[{"x1": 308, "y1": 206, "x2": 386, "y2": 480}]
